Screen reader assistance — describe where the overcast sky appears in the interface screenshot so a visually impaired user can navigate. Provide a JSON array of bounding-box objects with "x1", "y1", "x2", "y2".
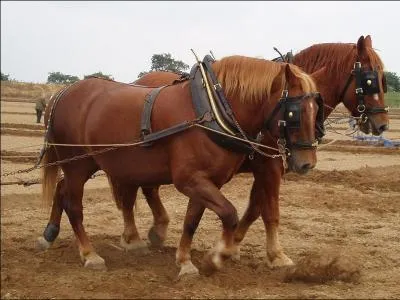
[{"x1": 1, "y1": 1, "x2": 399, "y2": 83}]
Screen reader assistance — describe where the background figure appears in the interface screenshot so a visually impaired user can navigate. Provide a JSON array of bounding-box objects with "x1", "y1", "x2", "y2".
[{"x1": 35, "y1": 97, "x2": 46, "y2": 123}]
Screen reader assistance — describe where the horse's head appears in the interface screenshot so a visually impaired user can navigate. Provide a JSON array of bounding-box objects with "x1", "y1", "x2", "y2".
[
  {"x1": 340, "y1": 35, "x2": 389, "y2": 135},
  {"x1": 264, "y1": 63, "x2": 323, "y2": 174}
]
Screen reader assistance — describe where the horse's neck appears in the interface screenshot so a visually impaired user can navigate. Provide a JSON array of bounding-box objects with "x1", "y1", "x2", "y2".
[
  {"x1": 229, "y1": 97, "x2": 268, "y2": 136},
  {"x1": 294, "y1": 58, "x2": 348, "y2": 120}
]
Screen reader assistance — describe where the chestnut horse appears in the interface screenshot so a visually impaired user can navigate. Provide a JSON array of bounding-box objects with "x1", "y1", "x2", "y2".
[
  {"x1": 38, "y1": 55, "x2": 322, "y2": 275},
  {"x1": 124, "y1": 35, "x2": 389, "y2": 270}
]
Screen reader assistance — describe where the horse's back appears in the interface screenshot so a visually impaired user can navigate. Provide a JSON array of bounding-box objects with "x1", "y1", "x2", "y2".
[{"x1": 52, "y1": 78, "x2": 151, "y2": 145}]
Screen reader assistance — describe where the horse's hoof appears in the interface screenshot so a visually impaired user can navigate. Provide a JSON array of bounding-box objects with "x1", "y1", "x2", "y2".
[
  {"x1": 120, "y1": 236, "x2": 149, "y2": 254},
  {"x1": 266, "y1": 252, "x2": 294, "y2": 269},
  {"x1": 201, "y1": 252, "x2": 222, "y2": 276},
  {"x1": 83, "y1": 253, "x2": 107, "y2": 270},
  {"x1": 231, "y1": 246, "x2": 241, "y2": 262},
  {"x1": 36, "y1": 236, "x2": 52, "y2": 251},
  {"x1": 148, "y1": 227, "x2": 165, "y2": 247},
  {"x1": 178, "y1": 261, "x2": 199, "y2": 279}
]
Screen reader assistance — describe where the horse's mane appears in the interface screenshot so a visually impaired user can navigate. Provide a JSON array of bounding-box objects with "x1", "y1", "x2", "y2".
[
  {"x1": 293, "y1": 43, "x2": 385, "y2": 76},
  {"x1": 212, "y1": 56, "x2": 316, "y2": 104}
]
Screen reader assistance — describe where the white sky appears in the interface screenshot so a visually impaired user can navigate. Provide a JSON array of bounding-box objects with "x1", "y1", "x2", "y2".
[{"x1": 1, "y1": 1, "x2": 399, "y2": 83}]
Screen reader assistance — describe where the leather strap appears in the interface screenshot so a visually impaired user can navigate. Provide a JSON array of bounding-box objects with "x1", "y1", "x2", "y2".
[{"x1": 140, "y1": 86, "x2": 167, "y2": 137}]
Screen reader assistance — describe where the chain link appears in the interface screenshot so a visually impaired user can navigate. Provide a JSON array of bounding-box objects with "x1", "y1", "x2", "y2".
[{"x1": 1, "y1": 146, "x2": 119, "y2": 178}]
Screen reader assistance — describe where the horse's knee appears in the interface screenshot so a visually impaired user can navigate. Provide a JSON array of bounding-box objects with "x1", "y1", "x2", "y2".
[{"x1": 219, "y1": 205, "x2": 239, "y2": 230}]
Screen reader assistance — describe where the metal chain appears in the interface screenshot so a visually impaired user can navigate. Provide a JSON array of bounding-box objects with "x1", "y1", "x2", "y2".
[{"x1": 1, "y1": 146, "x2": 120, "y2": 177}]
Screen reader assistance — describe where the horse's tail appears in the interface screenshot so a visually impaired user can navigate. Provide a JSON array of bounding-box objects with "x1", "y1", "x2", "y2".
[
  {"x1": 107, "y1": 175, "x2": 123, "y2": 210},
  {"x1": 41, "y1": 146, "x2": 60, "y2": 208}
]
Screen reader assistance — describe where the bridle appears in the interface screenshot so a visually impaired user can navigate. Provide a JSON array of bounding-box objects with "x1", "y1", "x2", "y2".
[
  {"x1": 339, "y1": 61, "x2": 389, "y2": 124},
  {"x1": 264, "y1": 88, "x2": 325, "y2": 152}
]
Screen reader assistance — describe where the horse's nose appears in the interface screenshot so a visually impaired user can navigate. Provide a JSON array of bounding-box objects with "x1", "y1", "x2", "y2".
[
  {"x1": 299, "y1": 163, "x2": 314, "y2": 174},
  {"x1": 377, "y1": 124, "x2": 389, "y2": 134}
]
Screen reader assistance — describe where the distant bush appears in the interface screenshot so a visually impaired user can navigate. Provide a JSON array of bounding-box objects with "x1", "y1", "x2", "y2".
[
  {"x1": 47, "y1": 72, "x2": 80, "y2": 84},
  {"x1": 1, "y1": 72, "x2": 10, "y2": 81},
  {"x1": 84, "y1": 72, "x2": 114, "y2": 80}
]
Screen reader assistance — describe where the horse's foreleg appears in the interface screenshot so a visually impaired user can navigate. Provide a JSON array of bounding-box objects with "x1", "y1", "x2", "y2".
[
  {"x1": 259, "y1": 170, "x2": 293, "y2": 268},
  {"x1": 120, "y1": 185, "x2": 148, "y2": 253},
  {"x1": 141, "y1": 186, "x2": 169, "y2": 247},
  {"x1": 177, "y1": 177, "x2": 239, "y2": 276},
  {"x1": 37, "y1": 179, "x2": 65, "y2": 250},
  {"x1": 232, "y1": 180, "x2": 262, "y2": 261},
  {"x1": 175, "y1": 198, "x2": 204, "y2": 278}
]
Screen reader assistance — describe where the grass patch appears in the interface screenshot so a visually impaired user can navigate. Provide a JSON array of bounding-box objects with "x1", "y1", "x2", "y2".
[
  {"x1": 386, "y1": 91, "x2": 400, "y2": 108},
  {"x1": 0, "y1": 81, "x2": 65, "y2": 102}
]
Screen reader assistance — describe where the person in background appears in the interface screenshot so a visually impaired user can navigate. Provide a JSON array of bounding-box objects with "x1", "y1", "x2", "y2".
[{"x1": 35, "y1": 97, "x2": 46, "y2": 123}]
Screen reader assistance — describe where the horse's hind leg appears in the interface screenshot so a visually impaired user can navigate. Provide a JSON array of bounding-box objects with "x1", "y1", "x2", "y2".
[
  {"x1": 61, "y1": 166, "x2": 106, "y2": 270},
  {"x1": 118, "y1": 184, "x2": 148, "y2": 253},
  {"x1": 36, "y1": 179, "x2": 65, "y2": 250},
  {"x1": 141, "y1": 186, "x2": 170, "y2": 247}
]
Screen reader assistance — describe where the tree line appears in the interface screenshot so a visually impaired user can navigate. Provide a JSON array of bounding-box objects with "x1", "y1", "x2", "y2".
[{"x1": 1, "y1": 53, "x2": 400, "y2": 92}]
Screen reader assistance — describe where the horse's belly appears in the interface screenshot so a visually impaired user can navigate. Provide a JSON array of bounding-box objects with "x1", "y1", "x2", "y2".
[{"x1": 94, "y1": 146, "x2": 172, "y2": 186}]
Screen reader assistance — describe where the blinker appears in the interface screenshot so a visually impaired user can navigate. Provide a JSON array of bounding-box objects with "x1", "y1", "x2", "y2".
[{"x1": 361, "y1": 70, "x2": 380, "y2": 95}]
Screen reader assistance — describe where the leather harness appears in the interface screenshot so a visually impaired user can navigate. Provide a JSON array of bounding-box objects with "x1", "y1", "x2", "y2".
[
  {"x1": 139, "y1": 55, "x2": 323, "y2": 154},
  {"x1": 339, "y1": 61, "x2": 389, "y2": 122}
]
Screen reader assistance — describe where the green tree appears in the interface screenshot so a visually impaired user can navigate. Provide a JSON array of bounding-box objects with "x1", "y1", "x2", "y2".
[
  {"x1": 47, "y1": 72, "x2": 79, "y2": 84},
  {"x1": 1, "y1": 72, "x2": 10, "y2": 81},
  {"x1": 84, "y1": 71, "x2": 114, "y2": 80},
  {"x1": 384, "y1": 71, "x2": 400, "y2": 92},
  {"x1": 138, "y1": 53, "x2": 189, "y2": 78}
]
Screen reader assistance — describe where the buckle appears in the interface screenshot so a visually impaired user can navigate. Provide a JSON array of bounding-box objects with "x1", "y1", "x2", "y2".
[
  {"x1": 278, "y1": 120, "x2": 287, "y2": 127},
  {"x1": 281, "y1": 90, "x2": 288, "y2": 98},
  {"x1": 354, "y1": 62, "x2": 361, "y2": 69},
  {"x1": 355, "y1": 88, "x2": 363, "y2": 95},
  {"x1": 213, "y1": 83, "x2": 222, "y2": 90},
  {"x1": 357, "y1": 104, "x2": 366, "y2": 113},
  {"x1": 360, "y1": 113, "x2": 368, "y2": 124}
]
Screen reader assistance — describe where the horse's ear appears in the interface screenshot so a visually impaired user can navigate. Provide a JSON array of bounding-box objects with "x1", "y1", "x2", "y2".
[
  {"x1": 364, "y1": 35, "x2": 373, "y2": 48},
  {"x1": 357, "y1": 35, "x2": 367, "y2": 57}
]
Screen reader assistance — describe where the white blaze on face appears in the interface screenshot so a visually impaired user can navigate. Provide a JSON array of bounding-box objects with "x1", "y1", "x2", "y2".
[{"x1": 373, "y1": 93, "x2": 379, "y2": 101}]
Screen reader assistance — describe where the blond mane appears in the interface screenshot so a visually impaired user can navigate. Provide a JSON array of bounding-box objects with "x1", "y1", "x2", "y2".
[
  {"x1": 211, "y1": 56, "x2": 317, "y2": 104},
  {"x1": 293, "y1": 43, "x2": 385, "y2": 76}
]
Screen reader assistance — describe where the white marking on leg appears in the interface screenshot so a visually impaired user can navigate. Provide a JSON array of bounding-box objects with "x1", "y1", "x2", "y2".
[
  {"x1": 178, "y1": 261, "x2": 199, "y2": 278},
  {"x1": 231, "y1": 245, "x2": 241, "y2": 262},
  {"x1": 36, "y1": 236, "x2": 52, "y2": 251},
  {"x1": 266, "y1": 224, "x2": 293, "y2": 268},
  {"x1": 83, "y1": 252, "x2": 106, "y2": 270},
  {"x1": 120, "y1": 235, "x2": 148, "y2": 252}
]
